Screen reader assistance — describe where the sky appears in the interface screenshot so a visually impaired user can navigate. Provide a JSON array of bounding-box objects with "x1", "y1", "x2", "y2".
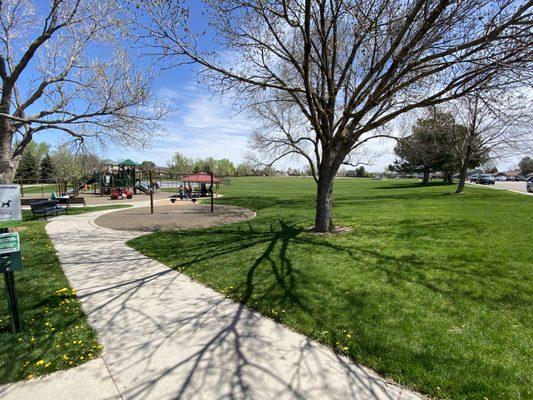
[{"x1": 25, "y1": 2, "x2": 524, "y2": 172}]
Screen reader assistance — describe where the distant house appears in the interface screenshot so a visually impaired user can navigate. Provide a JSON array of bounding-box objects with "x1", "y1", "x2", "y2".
[
  {"x1": 345, "y1": 170, "x2": 357, "y2": 177},
  {"x1": 467, "y1": 168, "x2": 483, "y2": 177},
  {"x1": 101, "y1": 159, "x2": 118, "y2": 173},
  {"x1": 505, "y1": 169, "x2": 522, "y2": 177},
  {"x1": 154, "y1": 165, "x2": 170, "y2": 175}
]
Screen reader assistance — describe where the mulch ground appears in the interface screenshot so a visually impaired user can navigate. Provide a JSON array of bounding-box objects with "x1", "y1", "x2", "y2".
[{"x1": 94, "y1": 202, "x2": 255, "y2": 232}]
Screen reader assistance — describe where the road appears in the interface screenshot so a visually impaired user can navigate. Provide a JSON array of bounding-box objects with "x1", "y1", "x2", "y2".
[
  {"x1": 469, "y1": 181, "x2": 532, "y2": 195},
  {"x1": 494, "y1": 181, "x2": 531, "y2": 194}
]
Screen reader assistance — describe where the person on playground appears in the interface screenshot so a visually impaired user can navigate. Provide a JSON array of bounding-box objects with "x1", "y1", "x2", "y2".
[{"x1": 178, "y1": 185, "x2": 184, "y2": 200}]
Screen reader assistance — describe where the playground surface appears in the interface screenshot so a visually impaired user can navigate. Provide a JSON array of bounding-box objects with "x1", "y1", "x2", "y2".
[
  {"x1": 0, "y1": 207, "x2": 423, "y2": 400},
  {"x1": 94, "y1": 202, "x2": 255, "y2": 232}
]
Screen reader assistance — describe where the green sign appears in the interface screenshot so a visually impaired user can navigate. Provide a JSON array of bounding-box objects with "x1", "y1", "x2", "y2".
[
  {"x1": 0, "y1": 251, "x2": 22, "y2": 273},
  {"x1": 0, "y1": 232, "x2": 20, "y2": 255}
]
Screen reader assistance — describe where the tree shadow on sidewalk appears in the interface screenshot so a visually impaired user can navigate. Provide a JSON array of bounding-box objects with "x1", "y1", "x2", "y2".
[{"x1": 59, "y1": 222, "x2": 418, "y2": 399}]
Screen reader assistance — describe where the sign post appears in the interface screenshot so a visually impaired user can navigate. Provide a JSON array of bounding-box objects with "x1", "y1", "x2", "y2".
[
  {"x1": 0, "y1": 185, "x2": 23, "y2": 333},
  {"x1": 210, "y1": 172, "x2": 214, "y2": 213},
  {"x1": 149, "y1": 170, "x2": 154, "y2": 214}
]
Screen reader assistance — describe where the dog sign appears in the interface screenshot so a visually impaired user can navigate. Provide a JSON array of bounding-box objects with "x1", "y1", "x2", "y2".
[{"x1": 0, "y1": 185, "x2": 22, "y2": 227}]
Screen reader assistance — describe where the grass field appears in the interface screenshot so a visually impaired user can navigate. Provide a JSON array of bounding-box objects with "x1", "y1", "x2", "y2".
[
  {"x1": 0, "y1": 205, "x2": 128, "y2": 383},
  {"x1": 19, "y1": 183, "x2": 60, "y2": 196},
  {"x1": 129, "y1": 177, "x2": 532, "y2": 400}
]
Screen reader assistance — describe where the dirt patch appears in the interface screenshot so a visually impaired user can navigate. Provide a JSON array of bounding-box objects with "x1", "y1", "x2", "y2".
[{"x1": 94, "y1": 203, "x2": 255, "y2": 232}]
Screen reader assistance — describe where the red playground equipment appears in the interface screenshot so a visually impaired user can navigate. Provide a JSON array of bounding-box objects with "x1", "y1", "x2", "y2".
[{"x1": 110, "y1": 188, "x2": 133, "y2": 200}]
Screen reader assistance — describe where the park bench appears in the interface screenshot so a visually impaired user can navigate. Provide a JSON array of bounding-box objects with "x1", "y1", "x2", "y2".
[
  {"x1": 30, "y1": 200, "x2": 68, "y2": 220},
  {"x1": 67, "y1": 197, "x2": 86, "y2": 206},
  {"x1": 21, "y1": 198, "x2": 48, "y2": 206}
]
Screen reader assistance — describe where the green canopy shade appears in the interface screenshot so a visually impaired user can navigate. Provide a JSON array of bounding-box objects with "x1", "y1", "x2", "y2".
[{"x1": 118, "y1": 159, "x2": 140, "y2": 167}]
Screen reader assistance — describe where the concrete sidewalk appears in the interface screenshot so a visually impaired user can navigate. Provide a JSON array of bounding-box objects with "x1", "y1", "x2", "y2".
[{"x1": 1, "y1": 208, "x2": 425, "y2": 399}]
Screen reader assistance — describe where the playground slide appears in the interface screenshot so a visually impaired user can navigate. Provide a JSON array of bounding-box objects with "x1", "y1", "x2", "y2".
[{"x1": 77, "y1": 176, "x2": 97, "y2": 191}]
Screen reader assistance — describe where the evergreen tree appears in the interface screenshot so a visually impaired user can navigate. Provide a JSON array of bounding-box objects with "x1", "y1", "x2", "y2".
[
  {"x1": 518, "y1": 156, "x2": 533, "y2": 175},
  {"x1": 40, "y1": 153, "x2": 56, "y2": 181},
  {"x1": 394, "y1": 110, "x2": 488, "y2": 185},
  {"x1": 15, "y1": 150, "x2": 40, "y2": 181}
]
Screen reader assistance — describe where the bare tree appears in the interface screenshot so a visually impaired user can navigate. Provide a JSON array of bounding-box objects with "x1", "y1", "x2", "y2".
[
  {"x1": 450, "y1": 91, "x2": 532, "y2": 193},
  {"x1": 135, "y1": 0, "x2": 532, "y2": 231},
  {"x1": 0, "y1": 0, "x2": 165, "y2": 183}
]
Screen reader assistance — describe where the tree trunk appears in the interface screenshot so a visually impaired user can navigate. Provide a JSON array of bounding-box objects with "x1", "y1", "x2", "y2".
[
  {"x1": 422, "y1": 167, "x2": 430, "y2": 184},
  {"x1": 456, "y1": 145, "x2": 473, "y2": 194},
  {"x1": 456, "y1": 162, "x2": 468, "y2": 193},
  {"x1": 0, "y1": 135, "x2": 18, "y2": 184},
  {"x1": 443, "y1": 171, "x2": 453, "y2": 184},
  {"x1": 0, "y1": 83, "x2": 17, "y2": 183},
  {"x1": 314, "y1": 171, "x2": 335, "y2": 232}
]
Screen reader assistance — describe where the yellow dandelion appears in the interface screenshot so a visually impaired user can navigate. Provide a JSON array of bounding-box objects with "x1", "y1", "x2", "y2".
[
  {"x1": 35, "y1": 360, "x2": 45, "y2": 366},
  {"x1": 26, "y1": 374, "x2": 33, "y2": 380}
]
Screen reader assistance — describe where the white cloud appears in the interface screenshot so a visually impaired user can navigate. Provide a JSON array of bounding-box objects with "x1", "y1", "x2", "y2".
[{"x1": 107, "y1": 85, "x2": 254, "y2": 166}]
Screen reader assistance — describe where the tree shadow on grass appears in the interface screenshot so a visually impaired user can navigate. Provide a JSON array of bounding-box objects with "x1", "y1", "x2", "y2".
[
  {"x1": 40, "y1": 222, "x2": 415, "y2": 400},
  {"x1": 40, "y1": 210, "x2": 527, "y2": 400},
  {"x1": 374, "y1": 182, "x2": 454, "y2": 190},
  {"x1": 132, "y1": 216, "x2": 526, "y2": 316},
  {"x1": 128, "y1": 218, "x2": 529, "y2": 398}
]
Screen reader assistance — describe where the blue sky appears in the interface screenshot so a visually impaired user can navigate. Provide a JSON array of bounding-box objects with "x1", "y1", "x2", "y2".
[
  {"x1": 26, "y1": 2, "x2": 522, "y2": 172},
  {"x1": 28, "y1": 2, "x2": 263, "y2": 168}
]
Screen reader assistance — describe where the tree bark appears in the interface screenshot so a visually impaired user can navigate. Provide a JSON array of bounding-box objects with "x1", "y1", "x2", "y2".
[
  {"x1": 0, "y1": 149, "x2": 18, "y2": 183},
  {"x1": 422, "y1": 167, "x2": 430, "y2": 184},
  {"x1": 443, "y1": 171, "x2": 453, "y2": 184},
  {"x1": 314, "y1": 170, "x2": 335, "y2": 232},
  {"x1": 456, "y1": 163, "x2": 468, "y2": 193},
  {"x1": 456, "y1": 144, "x2": 473, "y2": 194},
  {"x1": 0, "y1": 84, "x2": 18, "y2": 183}
]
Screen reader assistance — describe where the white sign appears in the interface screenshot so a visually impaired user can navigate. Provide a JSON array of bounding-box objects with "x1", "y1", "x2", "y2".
[{"x1": 0, "y1": 185, "x2": 22, "y2": 227}]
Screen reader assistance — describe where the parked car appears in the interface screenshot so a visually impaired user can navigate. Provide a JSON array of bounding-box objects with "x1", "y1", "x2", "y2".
[
  {"x1": 527, "y1": 177, "x2": 533, "y2": 193},
  {"x1": 477, "y1": 174, "x2": 495, "y2": 185},
  {"x1": 495, "y1": 176, "x2": 507, "y2": 182},
  {"x1": 469, "y1": 174, "x2": 479, "y2": 183}
]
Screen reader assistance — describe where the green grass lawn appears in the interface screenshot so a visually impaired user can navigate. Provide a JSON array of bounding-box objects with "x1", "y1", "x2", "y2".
[
  {"x1": 19, "y1": 183, "x2": 59, "y2": 196},
  {"x1": 129, "y1": 177, "x2": 532, "y2": 400},
  {"x1": 0, "y1": 205, "x2": 128, "y2": 383}
]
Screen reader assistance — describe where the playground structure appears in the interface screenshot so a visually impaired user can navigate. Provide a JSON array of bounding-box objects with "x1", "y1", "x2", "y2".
[
  {"x1": 96, "y1": 159, "x2": 148, "y2": 197},
  {"x1": 18, "y1": 159, "x2": 227, "y2": 203}
]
